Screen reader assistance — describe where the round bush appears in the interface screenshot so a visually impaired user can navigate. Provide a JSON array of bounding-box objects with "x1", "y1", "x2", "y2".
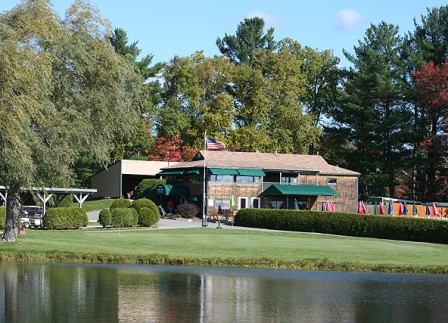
[
  {"x1": 131, "y1": 198, "x2": 154, "y2": 210},
  {"x1": 0, "y1": 206, "x2": 6, "y2": 230},
  {"x1": 135, "y1": 178, "x2": 166, "y2": 202},
  {"x1": 175, "y1": 203, "x2": 199, "y2": 218},
  {"x1": 131, "y1": 198, "x2": 159, "y2": 226},
  {"x1": 110, "y1": 198, "x2": 132, "y2": 210},
  {"x1": 43, "y1": 207, "x2": 88, "y2": 230},
  {"x1": 136, "y1": 207, "x2": 156, "y2": 227},
  {"x1": 110, "y1": 208, "x2": 138, "y2": 228},
  {"x1": 98, "y1": 208, "x2": 112, "y2": 228}
]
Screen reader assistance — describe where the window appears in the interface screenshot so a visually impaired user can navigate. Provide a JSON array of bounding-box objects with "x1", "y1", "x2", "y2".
[
  {"x1": 209, "y1": 175, "x2": 234, "y2": 183},
  {"x1": 236, "y1": 176, "x2": 260, "y2": 184},
  {"x1": 281, "y1": 176, "x2": 297, "y2": 184},
  {"x1": 269, "y1": 200, "x2": 284, "y2": 209},
  {"x1": 327, "y1": 178, "x2": 337, "y2": 185},
  {"x1": 214, "y1": 199, "x2": 230, "y2": 209},
  {"x1": 251, "y1": 197, "x2": 261, "y2": 208},
  {"x1": 238, "y1": 197, "x2": 248, "y2": 209}
]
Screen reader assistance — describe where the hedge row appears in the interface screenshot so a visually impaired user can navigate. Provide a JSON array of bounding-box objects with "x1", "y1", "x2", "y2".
[
  {"x1": 43, "y1": 207, "x2": 88, "y2": 230},
  {"x1": 234, "y1": 209, "x2": 448, "y2": 244},
  {"x1": 98, "y1": 198, "x2": 159, "y2": 228}
]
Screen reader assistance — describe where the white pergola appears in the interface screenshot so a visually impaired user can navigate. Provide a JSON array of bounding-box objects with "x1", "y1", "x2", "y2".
[{"x1": 0, "y1": 186, "x2": 97, "y2": 214}]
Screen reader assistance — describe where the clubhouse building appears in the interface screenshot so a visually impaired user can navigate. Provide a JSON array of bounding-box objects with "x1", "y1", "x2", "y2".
[{"x1": 156, "y1": 151, "x2": 360, "y2": 215}]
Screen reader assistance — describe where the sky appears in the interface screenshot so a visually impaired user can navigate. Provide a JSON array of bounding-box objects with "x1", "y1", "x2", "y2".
[{"x1": 1, "y1": 1, "x2": 447, "y2": 67}]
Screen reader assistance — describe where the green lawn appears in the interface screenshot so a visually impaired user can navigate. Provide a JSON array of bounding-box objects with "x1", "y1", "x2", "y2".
[
  {"x1": 74, "y1": 199, "x2": 116, "y2": 212},
  {"x1": 2, "y1": 228, "x2": 448, "y2": 273}
]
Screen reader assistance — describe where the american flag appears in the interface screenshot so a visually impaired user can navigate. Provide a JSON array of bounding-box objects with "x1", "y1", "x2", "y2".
[{"x1": 206, "y1": 137, "x2": 225, "y2": 150}]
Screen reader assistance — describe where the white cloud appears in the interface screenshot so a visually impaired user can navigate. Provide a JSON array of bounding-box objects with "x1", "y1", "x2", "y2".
[
  {"x1": 335, "y1": 9, "x2": 365, "y2": 31},
  {"x1": 246, "y1": 11, "x2": 280, "y2": 29}
]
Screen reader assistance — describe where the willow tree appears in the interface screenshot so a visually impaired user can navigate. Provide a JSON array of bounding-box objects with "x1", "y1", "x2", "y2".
[{"x1": 0, "y1": 0, "x2": 141, "y2": 242}]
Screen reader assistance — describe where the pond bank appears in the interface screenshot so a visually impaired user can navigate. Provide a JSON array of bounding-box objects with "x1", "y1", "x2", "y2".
[{"x1": 1, "y1": 219, "x2": 448, "y2": 275}]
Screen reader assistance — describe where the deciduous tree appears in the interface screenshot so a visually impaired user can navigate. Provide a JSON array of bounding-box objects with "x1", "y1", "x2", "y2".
[
  {"x1": 412, "y1": 60, "x2": 448, "y2": 199},
  {"x1": 158, "y1": 52, "x2": 233, "y2": 148},
  {"x1": 405, "y1": 5, "x2": 448, "y2": 200}
]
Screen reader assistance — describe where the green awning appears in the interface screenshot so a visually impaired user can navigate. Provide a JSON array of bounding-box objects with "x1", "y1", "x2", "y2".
[
  {"x1": 237, "y1": 169, "x2": 265, "y2": 176},
  {"x1": 209, "y1": 168, "x2": 238, "y2": 175},
  {"x1": 184, "y1": 169, "x2": 201, "y2": 175},
  {"x1": 156, "y1": 170, "x2": 184, "y2": 176},
  {"x1": 155, "y1": 184, "x2": 189, "y2": 196},
  {"x1": 263, "y1": 184, "x2": 338, "y2": 196}
]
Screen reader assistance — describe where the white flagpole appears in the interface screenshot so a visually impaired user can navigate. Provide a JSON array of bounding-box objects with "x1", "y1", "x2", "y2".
[{"x1": 202, "y1": 131, "x2": 208, "y2": 227}]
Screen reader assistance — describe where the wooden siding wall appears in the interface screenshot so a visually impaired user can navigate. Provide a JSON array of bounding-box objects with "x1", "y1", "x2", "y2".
[
  {"x1": 207, "y1": 182, "x2": 262, "y2": 214},
  {"x1": 181, "y1": 173, "x2": 359, "y2": 214},
  {"x1": 316, "y1": 175, "x2": 358, "y2": 213}
]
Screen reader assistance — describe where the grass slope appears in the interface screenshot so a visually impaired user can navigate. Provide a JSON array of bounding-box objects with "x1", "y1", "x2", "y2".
[
  {"x1": 74, "y1": 199, "x2": 115, "y2": 212},
  {"x1": 1, "y1": 228, "x2": 448, "y2": 273}
]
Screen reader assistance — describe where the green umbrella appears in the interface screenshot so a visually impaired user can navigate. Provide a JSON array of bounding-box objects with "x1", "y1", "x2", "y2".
[
  {"x1": 230, "y1": 194, "x2": 236, "y2": 209},
  {"x1": 374, "y1": 202, "x2": 379, "y2": 215},
  {"x1": 412, "y1": 203, "x2": 418, "y2": 216}
]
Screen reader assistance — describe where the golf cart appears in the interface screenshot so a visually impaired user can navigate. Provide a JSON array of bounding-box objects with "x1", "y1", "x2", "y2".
[{"x1": 20, "y1": 205, "x2": 44, "y2": 228}]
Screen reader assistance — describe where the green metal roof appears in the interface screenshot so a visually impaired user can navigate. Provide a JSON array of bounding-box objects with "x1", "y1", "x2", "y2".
[{"x1": 263, "y1": 184, "x2": 338, "y2": 196}]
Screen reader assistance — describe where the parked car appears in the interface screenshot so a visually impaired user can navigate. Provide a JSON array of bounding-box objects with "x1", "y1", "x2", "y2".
[{"x1": 20, "y1": 206, "x2": 44, "y2": 228}]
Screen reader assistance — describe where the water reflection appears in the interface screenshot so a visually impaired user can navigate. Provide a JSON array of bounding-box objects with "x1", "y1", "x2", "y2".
[{"x1": 0, "y1": 263, "x2": 448, "y2": 322}]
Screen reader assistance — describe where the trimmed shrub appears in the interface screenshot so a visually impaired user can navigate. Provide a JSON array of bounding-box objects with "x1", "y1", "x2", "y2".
[
  {"x1": 98, "y1": 208, "x2": 112, "y2": 228},
  {"x1": 135, "y1": 178, "x2": 166, "y2": 202},
  {"x1": 110, "y1": 208, "x2": 138, "y2": 228},
  {"x1": 175, "y1": 203, "x2": 199, "y2": 218},
  {"x1": 131, "y1": 198, "x2": 159, "y2": 226},
  {"x1": 110, "y1": 198, "x2": 132, "y2": 210},
  {"x1": 235, "y1": 209, "x2": 448, "y2": 244},
  {"x1": 0, "y1": 207, "x2": 5, "y2": 230},
  {"x1": 43, "y1": 207, "x2": 88, "y2": 230},
  {"x1": 137, "y1": 207, "x2": 159, "y2": 227}
]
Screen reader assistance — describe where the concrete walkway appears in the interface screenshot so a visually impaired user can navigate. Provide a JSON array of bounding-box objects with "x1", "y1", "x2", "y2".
[{"x1": 87, "y1": 210, "x2": 258, "y2": 231}]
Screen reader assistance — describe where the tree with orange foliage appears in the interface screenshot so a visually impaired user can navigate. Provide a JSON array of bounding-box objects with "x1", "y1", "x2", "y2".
[
  {"x1": 149, "y1": 136, "x2": 196, "y2": 162},
  {"x1": 412, "y1": 60, "x2": 448, "y2": 200}
]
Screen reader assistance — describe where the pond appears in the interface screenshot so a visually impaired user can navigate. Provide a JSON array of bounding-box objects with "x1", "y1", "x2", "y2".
[{"x1": 1, "y1": 263, "x2": 447, "y2": 322}]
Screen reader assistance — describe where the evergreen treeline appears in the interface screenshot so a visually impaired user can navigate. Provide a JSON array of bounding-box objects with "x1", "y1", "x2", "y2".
[{"x1": 1, "y1": 1, "x2": 447, "y2": 204}]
